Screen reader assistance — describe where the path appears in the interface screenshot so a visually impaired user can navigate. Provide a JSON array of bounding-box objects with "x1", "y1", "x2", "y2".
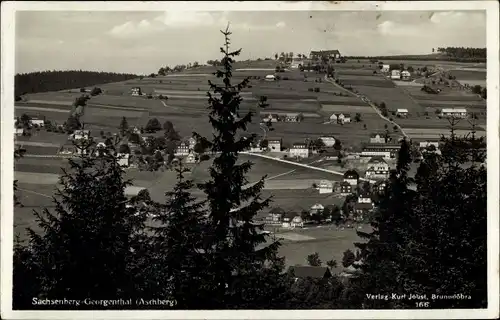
[
  {"x1": 241, "y1": 151, "x2": 376, "y2": 184},
  {"x1": 324, "y1": 75, "x2": 409, "y2": 139}
]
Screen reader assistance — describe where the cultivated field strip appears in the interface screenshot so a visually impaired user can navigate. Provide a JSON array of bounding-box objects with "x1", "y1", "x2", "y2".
[
  {"x1": 418, "y1": 101, "x2": 486, "y2": 107},
  {"x1": 321, "y1": 104, "x2": 378, "y2": 113},
  {"x1": 339, "y1": 79, "x2": 396, "y2": 88},
  {"x1": 409, "y1": 94, "x2": 483, "y2": 101}
]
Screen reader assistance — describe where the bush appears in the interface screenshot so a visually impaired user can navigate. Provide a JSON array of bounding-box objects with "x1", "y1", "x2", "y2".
[
  {"x1": 147, "y1": 94, "x2": 153, "y2": 99},
  {"x1": 314, "y1": 87, "x2": 320, "y2": 93},
  {"x1": 307, "y1": 88, "x2": 314, "y2": 92}
]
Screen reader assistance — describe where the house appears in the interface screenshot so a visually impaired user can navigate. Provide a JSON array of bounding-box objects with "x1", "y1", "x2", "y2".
[
  {"x1": 381, "y1": 64, "x2": 390, "y2": 73},
  {"x1": 185, "y1": 152, "x2": 197, "y2": 164},
  {"x1": 29, "y1": 118, "x2": 45, "y2": 127},
  {"x1": 309, "y1": 50, "x2": 341, "y2": 61},
  {"x1": 343, "y1": 114, "x2": 351, "y2": 123},
  {"x1": 131, "y1": 87, "x2": 142, "y2": 96},
  {"x1": 365, "y1": 156, "x2": 390, "y2": 179},
  {"x1": 330, "y1": 113, "x2": 347, "y2": 123},
  {"x1": 289, "y1": 143, "x2": 310, "y2": 159},
  {"x1": 343, "y1": 170, "x2": 359, "y2": 186},
  {"x1": 354, "y1": 202, "x2": 373, "y2": 215},
  {"x1": 116, "y1": 153, "x2": 131, "y2": 167},
  {"x1": 261, "y1": 113, "x2": 279, "y2": 123},
  {"x1": 373, "y1": 181, "x2": 387, "y2": 194},
  {"x1": 440, "y1": 108, "x2": 468, "y2": 118},
  {"x1": 282, "y1": 212, "x2": 303, "y2": 229},
  {"x1": 419, "y1": 141, "x2": 441, "y2": 154},
  {"x1": 369, "y1": 133, "x2": 387, "y2": 144},
  {"x1": 249, "y1": 144, "x2": 264, "y2": 153},
  {"x1": 318, "y1": 180, "x2": 333, "y2": 194},
  {"x1": 357, "y1": 192, "x2": 372, "y2": 204},
  {"x1": 265, "y1": 74, "x2": 276, "y2": 81},
  {"x1": 340, "y1": 181, "x2": 353, "y2": 195},
  {"x1": 288, "y1": 266, "x2": 333, "y2": 280},
  {"x1": 284, "y1": 113, "x2": 303, "y2": 122},
  {"x1": 174, "y1": 141, "x2": 190, "y2": 156},
  {"x1": 59, "y1": 142, "x2": 87, "y2": 156},
  {"x1": 14, "y1": 128, "x2": 24, "y2": 136},
  {"x1": 188, "y1": 137, "x2": 197, "y2": 151},
  {"x1": 310, "y1": 203, "x2": 324, "y2": 216},
  {"x1": 401, "y1": 70, "x2": 411, "y2": 81},
  {"x1": 396, "y1": 109, "x2": 409, "y2": 117},
  {"x1": 320, "y1": 136, "x2": 336, "y2": 147},
  {"x1": 70, "y1": 130, "x2": 90, "y2": 141},
  {"x1": 391, "y1": 69, "x2": 401, "y2": 80},
  {"x1": 267, "y1": 138, "x2": 282, "y2": 151},
  {"x1": 265, "y1": 211, "x2": 283, "y2": 225},
  {"x1": 361, "y1": 143, "x2": 401, "y2": 159},
  {"x1": 132, "y1": 127, "x2": 141, "y2": 134}
]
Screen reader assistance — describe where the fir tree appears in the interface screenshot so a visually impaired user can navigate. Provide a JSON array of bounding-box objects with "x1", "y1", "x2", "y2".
[
  {"x1": 13, "y1": 140, "x2": 148, "y2": 309},
  {"x1": 149, "y1": 162, "x2": 208, "y2": 308},
  {"x1": 119, "y1": 116, "x2": 129, "y2": 136},
  {"x1": 192, "y1": 25, "x2": 287, "y2": 309}
]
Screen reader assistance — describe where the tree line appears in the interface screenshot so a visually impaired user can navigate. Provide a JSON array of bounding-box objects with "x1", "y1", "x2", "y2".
[
  {"x1": 15, "y1": 70, "x2": 138, "y2": 97},
  {"x1": 13, "y1": 27, "x2": 487, "y2": 310},
  {"x1": 434, "y1": 47, "x2": 486, "y2": 59}
]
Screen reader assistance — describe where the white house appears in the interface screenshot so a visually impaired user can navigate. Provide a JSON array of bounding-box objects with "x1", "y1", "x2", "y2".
[
  {"x1": 391, "y1": 69, "x2": 401, "y2": 80},
  {"x1": 131, "y1": 87, "x2": 142, "y2": 96},
  {"x1": 365, "y1": 156, "x2": 390, "y2": 179},
  {"x1": 343, "y1": 114, "x2": 351, "y2": 123},
  {"x1": 330, "y1": 113, "x2": 346, "y2": 123},
  {"x1": 320, "y1": 136, "x2": 336, "y2": 147},
  {"x1": 396, "y1": 109, "x2": 409, "y2": 117},
  {"x1": 289, "y1": 143, "x2": 310, "y2": 159},
  {"x1": 440, "y1": 108, "x2": 468, "y2": 118},
  {"x1": 357, "y1": 193, "x2": 373, "y2": 205},
  {"x1": 265, "y1": 75, "x2": 276, "y2": 81},
  {"x1": 185, "y1": 152, "x2": 197, "y2": 164},
  {"x1": 284, "y1": 113, "x2": 302, "y2": 122},
  {"x1": 401, "y1": 70, "x2": 411, "y2": 81},
  {"x1": 381, "y1": 64, "x2": 390, "y2": 73},
  {"x1": 250, "y1": 145, "x2": 264, "y2": 153},
  {"x1": 175, "y1": 141, "x2": 190, "y2": 156},
  {"x1": 419, "y1": 141, "x2": 441, "y2": 154},
  {"x1": 268, "y1": 138, "x2": 282, "y2": 151},
  {"x1": 14, "y1": 128, "x2": 24, "y2": 136},
  {"x1": 369, "y1": 133, "x2": 386, "y2": 144},
  {"x1": 71, "y1": 130, "x2": 90, "y2": 141},
  {"x1": 318, "y1": 180, "x2": 333, "y2": 194},
  {"x1": 310, "y1": 203, "x2": 324, "y2": 215},
  {"x1": 116, "y1": 153, "x2": 131, "y2": 167},
  {"x1": 291, "y1": 216, "x2": 304, "y2": 228},
  {"x1": 261, "y1": 113, "x2": 279, "y2": 123},
  {"x1": 282, "y1": 212, "x2": 303, "y2": 229},
  {"x1": 29, "y1": 118, "x2": 45, "y2": 127},
  {"x1": 343, "y1": 170, "x2": 359, "y2": 186}
]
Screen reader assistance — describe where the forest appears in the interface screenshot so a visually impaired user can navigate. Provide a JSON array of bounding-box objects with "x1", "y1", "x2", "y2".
[{"x1": 14, "y1": 70, "x2": 138, "y2": 97}]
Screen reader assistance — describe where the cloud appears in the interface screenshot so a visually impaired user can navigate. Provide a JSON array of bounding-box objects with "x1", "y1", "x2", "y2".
[
  {"x1": 154, "y1": 11, "x2": 228, "y2": 28},
  {"x1": 377, "y1": 20, "x2": 396, "y2": 36}
]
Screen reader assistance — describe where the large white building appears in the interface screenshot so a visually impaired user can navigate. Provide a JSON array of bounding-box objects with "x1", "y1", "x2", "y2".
[
  {"x1": 289, "y1": 143, "x2": 310, "y2": 158},
  {"x1": 365, "y1": 156, "x2": 390, "y2": 179},
  {"x1": 361, "y1": 143, "x2": 401, "y2": 159},
  {"x1": 267, "y1": 138, "x2": 282, "y2": 151},
  {"x1": 318, "y1": 180, "x2": 333, "y2": 194},
  {"x1": 440, "y1": 108, "x2": 468, "y2": 118}
]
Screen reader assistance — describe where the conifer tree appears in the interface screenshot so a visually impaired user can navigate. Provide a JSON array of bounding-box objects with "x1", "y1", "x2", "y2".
[
  {"x1": 149, "y1": 162, "x2": 208, "y2": 308},
  {"x1": 351, "y1": 125, "x2": 487, "y2": 308},
  {"x1": 13, "y1": 140, "x2": 148, "y2": 309},
  {"x1": 119, "y1": 116, "x2": 129, "y2": 136},
  {"x1": 192, "y1": 25, "x2": 287, "y2": 308}
]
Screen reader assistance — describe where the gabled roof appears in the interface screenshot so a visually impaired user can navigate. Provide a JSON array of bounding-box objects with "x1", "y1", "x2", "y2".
[
  {"x1": 267, "y1": 137, "x2": 282, "y2": 142},
  {"x1": 283, "y1": 211, "x2": 299, "y2": 220},
  {"x1": 397, "y1": 108, "x2": 409, "y2": 113},
  {"x1": 340, "y1": 181, "x2": 352, "y2": 187},
  {"x1": 288, "y1": 266, "x2": 332, "y2": 279},
  {"x1": 370, "y1": 132, "x2": 385, "y2": 138},
  {"x1": 343, "y1": 169, "x2": 359, "y2": 179},
  {"x1": 441, "y1": 108, "x2": 467, "y2": 113}
]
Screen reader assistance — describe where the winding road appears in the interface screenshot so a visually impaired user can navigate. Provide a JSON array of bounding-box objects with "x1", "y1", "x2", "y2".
[{"x1": 324, "y1": 75, "x2": 409, "y2": 139}]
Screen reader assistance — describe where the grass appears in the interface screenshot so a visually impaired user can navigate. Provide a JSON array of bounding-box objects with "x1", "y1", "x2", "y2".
[
  {"x1": 448, "y1": 69, "x2": 486, "y2": 80},
  {"x1": 321, "y1": 104, "x2": 377, "y2": 114}
]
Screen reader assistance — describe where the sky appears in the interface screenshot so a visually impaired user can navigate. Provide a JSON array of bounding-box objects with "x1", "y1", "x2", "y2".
[{"x1": 15, "y1": 10, "x2": 486, "y2": 75}]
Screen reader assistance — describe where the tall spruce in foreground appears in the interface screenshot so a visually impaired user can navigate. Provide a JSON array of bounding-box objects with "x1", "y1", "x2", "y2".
[
  {"x1": 351, "y1": 126, "x2": 487, "y2": 308},
  {"x1": 149, "y1": 162, "x2": 208, "y2": 307},
  {"x1": 13, "y1": 141, "x2": 148, "y2": 309},
  {"x1": 192, "y1": 25, "x2": 288, "y2": 308}
]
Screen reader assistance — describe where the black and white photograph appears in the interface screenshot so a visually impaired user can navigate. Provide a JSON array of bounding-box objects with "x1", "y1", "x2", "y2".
[{"x1": 1, "y1": 1, "x2": 499, "y2": 319}]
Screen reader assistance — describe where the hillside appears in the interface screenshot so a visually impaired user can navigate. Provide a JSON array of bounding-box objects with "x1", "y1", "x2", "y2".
[{"x1": 15, "y1": 70, "x2": 139, "y2": 97}]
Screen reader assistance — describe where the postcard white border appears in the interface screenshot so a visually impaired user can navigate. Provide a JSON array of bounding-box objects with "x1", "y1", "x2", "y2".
[{"x1": 1, "y1": 1, "x2": 499, "y2": 319}]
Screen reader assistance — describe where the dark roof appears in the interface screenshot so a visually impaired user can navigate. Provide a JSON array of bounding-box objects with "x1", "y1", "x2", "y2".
[
  {"x1": 370, "y1": 132, "x2": 385, "y2": 138},
  {"x1": 288, "y1": 266, "x2": 332, "y2": 279},
  {"x1": 340, "y1": 181, "x2": 351, "y2": 187},
  {"x1": 267, "y1": 137, "x2": 282, "y2": 142},
  {"x1": 283, "y1": 211, "x2": 299, "y2": 220},
  {"x1": 343, "y1": 170, "x2": 359, "y2": 179}
]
